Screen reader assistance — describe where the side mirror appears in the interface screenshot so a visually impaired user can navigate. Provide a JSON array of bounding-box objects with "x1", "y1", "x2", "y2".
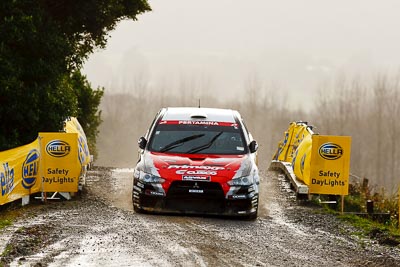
[
  {"x1": 138, "y1": 137, "x2": 147, "y2": 150},
  {"x1": 249, "y1": 140, "x2": 258, "y2": 153}
]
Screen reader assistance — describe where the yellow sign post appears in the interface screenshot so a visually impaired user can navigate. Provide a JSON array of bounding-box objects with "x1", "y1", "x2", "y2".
[
  {"x1": 309, "y1": 135, "x2": 352, "y2": 196},
  {"x1": 39, "y1": 133, "x2": 81, "y2": 193}
]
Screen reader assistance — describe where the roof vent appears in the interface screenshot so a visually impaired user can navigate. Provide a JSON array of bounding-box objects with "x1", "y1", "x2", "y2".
[{"x1": 190, "y1": 112, "x2": 207, "y2": 119}]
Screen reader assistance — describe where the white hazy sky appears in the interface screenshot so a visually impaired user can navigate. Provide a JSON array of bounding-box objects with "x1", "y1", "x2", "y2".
[{"x1": 83, "y1": 0, "x2": 400, "y2": 110}]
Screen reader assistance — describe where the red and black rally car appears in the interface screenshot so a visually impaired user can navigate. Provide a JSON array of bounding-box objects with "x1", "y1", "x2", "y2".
[{"x1": 132, "y1": 107, "x2": 259, "y2": 219}]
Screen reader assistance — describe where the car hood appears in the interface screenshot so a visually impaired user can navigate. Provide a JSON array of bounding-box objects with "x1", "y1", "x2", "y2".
[{"x1": 143, "y1": 151, "x2": 251, "y2": 183}]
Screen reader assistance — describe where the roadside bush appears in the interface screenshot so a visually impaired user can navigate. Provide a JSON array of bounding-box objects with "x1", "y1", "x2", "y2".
[{"x1": 0, "y1": 0, "x2": 150, "y2": 152}]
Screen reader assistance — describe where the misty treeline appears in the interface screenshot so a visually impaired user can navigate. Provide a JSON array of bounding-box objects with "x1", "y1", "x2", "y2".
[
  {"x1": 312, "y1": 74, "x2": 400, "y2": 194},
  {"x1": 97, "y1": 73, "x2": 399, "y2": 193}
]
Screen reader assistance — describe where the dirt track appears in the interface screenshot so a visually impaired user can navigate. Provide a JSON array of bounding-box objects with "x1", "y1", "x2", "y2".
[{"x1": 1, "y1": 167, "x2": 400, "y2": 266}]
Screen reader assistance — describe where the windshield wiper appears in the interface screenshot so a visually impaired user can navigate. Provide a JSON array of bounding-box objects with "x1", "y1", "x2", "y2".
[
  {"x1": 186, "y1": 131, "x2": 223, "y2": 154},
  {"x1": 159, "y1": 134, "x2": 205, "y2": 152}
]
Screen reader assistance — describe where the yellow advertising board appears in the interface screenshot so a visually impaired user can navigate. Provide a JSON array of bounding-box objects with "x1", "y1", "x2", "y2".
[
  {"x1": 287, "y1": 123, "x2": 308, "y2": 162},
  {"x1": 64, "y1": 117, "x2": 91, "y2": 167},
  {"x1": 39, "y1": 133, "x2": 81, "y2": 192},
  {"x1": 273, "y1": 122, "x2": 313, "y2": 163},
  {"x1": 273, "y1": 123, "x2": 294, "y2": 161},
  {"x1": 309, "y1": 135, "x2": 352, "y2": 195},
  {"x1": 292, "y1": 134, "x2": 312, "y2": 185},
  {"x1": 0, "y1": 139, "x2": 41, "y2": 205}
]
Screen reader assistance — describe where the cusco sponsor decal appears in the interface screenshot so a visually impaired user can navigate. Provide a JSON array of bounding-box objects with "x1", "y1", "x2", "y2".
[
  {"x1": 46, "y1": 140, "x2": 71, "y2": 158},
  {"x1": 159, "y1": 120, "x2": 237, "y2": 127},
  {"x1": 318, "y1": 143, "x2": 343, "y2": 160},
  {"x1": 168, "y1": 165, "x2": 224, "y2": 176}
]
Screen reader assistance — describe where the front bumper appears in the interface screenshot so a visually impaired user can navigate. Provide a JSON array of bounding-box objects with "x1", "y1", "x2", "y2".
[{"x1": 132, "y1": 179, "x2": 258, "y2": 217}]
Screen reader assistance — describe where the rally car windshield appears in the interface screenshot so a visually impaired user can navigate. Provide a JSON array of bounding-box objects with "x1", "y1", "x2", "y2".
[{"x1": 149, "y1": 123, "x2": 247, "y2": 155}]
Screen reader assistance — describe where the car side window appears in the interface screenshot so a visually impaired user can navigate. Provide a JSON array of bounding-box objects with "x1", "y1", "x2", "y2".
[
  {"x1": 146, "y1": 109, "x2": 163, "y2": 139},
  {"x1": 239, "y1": 119, "x2": 251, "y2": 143}
]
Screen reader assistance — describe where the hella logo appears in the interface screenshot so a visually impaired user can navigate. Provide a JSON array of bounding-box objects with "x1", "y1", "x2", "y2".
[
  {"x1": 319, "y1": 143, "x2": 343, "y2": 160},
  {"x1": 22, "y1": 149, "x2": 39, "y2": 189},
  {"x1": 46, "y1": 140, "x2": 71, "y2": 157}
]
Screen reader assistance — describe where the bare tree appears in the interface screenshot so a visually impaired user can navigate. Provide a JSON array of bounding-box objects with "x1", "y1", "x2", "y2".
[
  {"x1": 372, "y1": 74, "x2": 388, "y2": 186},
  {"x1": 383, "y1": 73, "x2": 400, "y2": 191}
]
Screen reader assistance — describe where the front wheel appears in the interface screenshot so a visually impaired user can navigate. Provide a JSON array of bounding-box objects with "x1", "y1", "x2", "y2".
[
  {"x1": 132, "y1": 189, "x2": 144, "y2": 213},
  {"x1": 133, "y1": 204, "x2": 145, "y2": 214},
  {"x1": 246, "y1": 208, "x2": 258, "y2": 220}
]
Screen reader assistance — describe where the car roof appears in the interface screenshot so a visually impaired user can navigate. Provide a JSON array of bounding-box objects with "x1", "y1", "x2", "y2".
[{"x1": 161, "y1": 107, "x2": 239, "y2": 123}]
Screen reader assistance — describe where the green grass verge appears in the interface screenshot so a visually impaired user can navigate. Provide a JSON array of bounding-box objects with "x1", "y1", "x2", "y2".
[
  {"x1": 338, "y1": 213, "x2": 400, "y2": 246},
  {"x1": 0, "y1": 205, "x2": 20, "y2": 231},
  {"x1": 0, "y1": 219, "x2": 12, "y2": 230}
]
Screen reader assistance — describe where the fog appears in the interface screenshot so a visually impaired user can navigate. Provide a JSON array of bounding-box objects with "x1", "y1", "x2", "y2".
[
  {"x1": 83, "y1": 0, "x2": 400, "y2": 192},
  {"x1": 84, "y1": 0, "x2": 400, "y2": 108}
]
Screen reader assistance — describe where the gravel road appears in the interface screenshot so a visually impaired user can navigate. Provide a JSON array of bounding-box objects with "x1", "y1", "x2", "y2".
[{"x1": 1, "y1": 166, "x2": 399, "y2": 267}]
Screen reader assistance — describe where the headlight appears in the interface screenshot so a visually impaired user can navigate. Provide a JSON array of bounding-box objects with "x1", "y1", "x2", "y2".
[
  {"x1": 228, "y1": 175, "x2": 254, "y2": 186},
  {"x1": 134, "y1": 170, "x2": 165, "y2": 184}
]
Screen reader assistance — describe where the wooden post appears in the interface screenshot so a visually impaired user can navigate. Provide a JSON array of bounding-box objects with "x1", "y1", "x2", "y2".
[{"x1": 341, "y1": 195, "x2": 344, "y2": 214}]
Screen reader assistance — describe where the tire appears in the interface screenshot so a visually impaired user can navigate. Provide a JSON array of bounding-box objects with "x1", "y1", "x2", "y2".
[
  {"x1": 133, "y1": 204, "x2": 145, "y2": 214},
  {"x1": 132, "y1": 189, "x2": 144, "y2": 213},
  {"x1": 246, "y1": 208, "x2": 258, "y2": 220}
]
